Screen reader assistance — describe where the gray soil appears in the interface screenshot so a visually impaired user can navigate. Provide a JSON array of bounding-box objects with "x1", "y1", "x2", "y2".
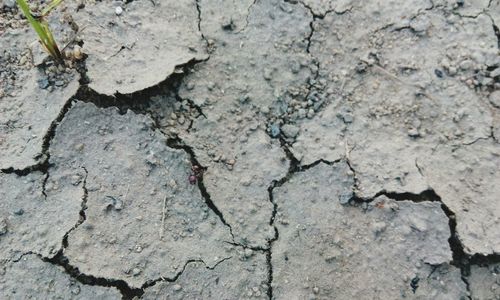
[{"x1": 1, "y1": 0, "x2": 499, "y2": 299}]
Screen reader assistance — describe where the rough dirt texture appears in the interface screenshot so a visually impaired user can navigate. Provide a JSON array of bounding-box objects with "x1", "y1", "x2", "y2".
[
  {"x1": 1, "y1": 0, "x2": 499, "y2": 298},
  {"x1": 0, "y1": 26, "x2": 79, "y2": 170},
  {"x1": 469, "y1": 263, "x2": 500, "y2": 300},
  {"x1": 1, "y1": 254, "x2": 121, "y2": 299},
  {"x1": 142, "y1": 247, "x2": 268, "y2": 299},
  {"x1": 0, "y1": 171, "x2": 82, "y2": 261}
]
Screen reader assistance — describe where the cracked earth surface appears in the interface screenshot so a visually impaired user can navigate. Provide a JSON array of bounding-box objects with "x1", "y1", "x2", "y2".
[{"x1": 1, "y1": 0, "x2": 500, "y2": 299}]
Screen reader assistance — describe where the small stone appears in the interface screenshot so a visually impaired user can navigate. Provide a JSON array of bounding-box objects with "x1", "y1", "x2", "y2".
[
  {"x1": 459, "y1": 60, "x2": 472, "y2": 70},
  {"x1": 281, "y1": 124, "x2": 299, "y2": 138},
  {"x1": 0, "y1": 219, "x2": 8, "y2": 235},
  {"x1": 115, "y1": 6, "x2": 123, "y2": 15},
  {"x1": 447, "y1": 66, "x2": 457, "y2": 76},
  {"x1": 307, "y1": 109, "x2": 315, "y2": 119},
  {"x1": 298, "y1": 108, "x2": 306, "y2": 119},
  {"x1": 70, "y1": 285, "x2": 81, "y2": 295},
  {"x1": 408, "y1": 128, "x2": 420, "y2": 138},
  {"x1": 489, "y1": 91, "x2": 500, "y2": 108},
  {"x1": 339, "y1": 193, "x2": 351, "y2": 205},
  {"x1": 73, "y1": 45, "x2": 83, "y2": 60},
  {"x1": 19, "y1": 55, "x2": 28, "y2": 65},
  {"x1": 173, "y1": 284, "x2": 182, "y2": 291},
  {"x1": 105, "y1": 196, "x2": 123, "y2": 211},
  {"x1": 132, "y1": 268, "x2": 141, "y2": 276},
  {"x1": 13, "y1": 208, "x2": 24, "y2": 216},
  {"x1": 244, "y1": 249, "x2": 254, "y2": 258},
  {"x1": 269, "y1": 124, "x2": 281, "y2": 137},
  {"x1": 221, "y1": 18, "x2": 235, "y2": 31},
  {"x1": 489, "y1": 68, "x2": 500, "y2": 78},
  {"x1": 3, "y1": 0, "x2": 16, "y2": 8},
  {"x1": 263, "y1": 68, "x2": 273, "y2": 80},
  {"x1": 71, "y1": 175, "x2": 82, "y2": 186},
  {"x1": 371, "y1": 221, "x2": 387, "y2": 235},
  {"x1": 342, "y1": 113, "x2": 353, "y2": 123},
  {"x1": 37, "y1": 78, "x2": 49, "y2": 89}
]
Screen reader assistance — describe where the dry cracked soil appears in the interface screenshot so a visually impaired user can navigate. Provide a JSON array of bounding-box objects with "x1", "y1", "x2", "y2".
[{"x1": 1, "y1": 0, "x2": 500, "y2": 299}]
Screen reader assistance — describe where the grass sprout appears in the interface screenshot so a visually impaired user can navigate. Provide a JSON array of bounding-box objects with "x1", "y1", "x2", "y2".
[{"x1": 16, "y1": 0, "x2": 64, "y2": 63}]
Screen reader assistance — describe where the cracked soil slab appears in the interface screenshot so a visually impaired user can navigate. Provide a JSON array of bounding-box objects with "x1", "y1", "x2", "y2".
[
  {"x1": 272, "y1": 162, "x2": 466, "y2": 299},
  {"x1": 49, "y1": 101, "x2": 232, "y2": 288},
  {"x1": 469, "y1": 262, "x2": 500, "y2": 300},
  {"x1": 73, "y1": 0, "x2": 207, "y2": 96}
]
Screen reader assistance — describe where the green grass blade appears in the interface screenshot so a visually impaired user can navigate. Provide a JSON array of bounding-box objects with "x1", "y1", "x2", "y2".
[
  {"x1": 41, "y1": 20, "x2": 62, "y2": 59},
  {"x1": 41, "y1": 0, "x2": 64, "y2": 17},
  {"x1": 16, "y1": 0, "x2": 62, "y2": 62},
  {"x1": 16, "y1": 0, "x2": 50, "y2": 44}
]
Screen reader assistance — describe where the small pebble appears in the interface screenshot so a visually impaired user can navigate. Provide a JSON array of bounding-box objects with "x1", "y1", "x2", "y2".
[
  {"x1": 408, "y1": 128, "x2": 420, "y2": 138},
  {"x1": 0, "y1": 219, "x2": 8, "y2": 235},
  {"x1": 4, "y1": 0, "x2": 16, "y2": 8},
  {"x1": 73, "y1": 45, "x2": 83, "y2": 60},
  {"x1": 115, "y1": 6, "x2": 123, "y2": 15},
  {"x1": 132, "y1": 268, "x2": 141, "y2": 276},
  {"x1": 269, "y1": 124, "x2": 281, "y2": 137},
  {"x1": 37, "y1": 78, "x2": 49, "y2": 89},
  {"x1": 281, "y1": 124, "x2": 299, "y2": 138}
]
